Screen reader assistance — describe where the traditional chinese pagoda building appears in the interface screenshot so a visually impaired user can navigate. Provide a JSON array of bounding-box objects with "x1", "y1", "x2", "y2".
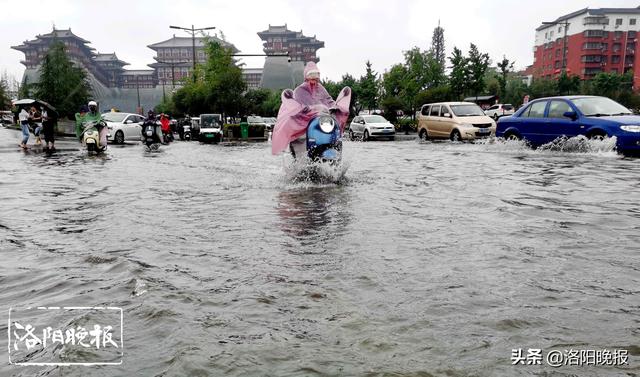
[
  {"x1": 257, "y1": 24, "x2": 324, "y2": 63},
  {"x1": 11, "y1": 28, "x2": 116, "y2": 87},
  {"x1": 93, "y1": 53, "x2": 129, "y2": 88},
  {"x1": 147, "y1": 35, "x2": 238, "y2": 86}
]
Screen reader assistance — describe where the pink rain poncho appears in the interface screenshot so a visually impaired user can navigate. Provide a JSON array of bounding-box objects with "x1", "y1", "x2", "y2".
[{"x1": 271, "y1": 62, "x2": 351, "y2": 155}]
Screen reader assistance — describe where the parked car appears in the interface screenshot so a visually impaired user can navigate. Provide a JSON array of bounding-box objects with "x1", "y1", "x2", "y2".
[
  {"x1": 496, "y1": 95, "x2": 640, "y2": 155},
  {"x1": 102, "y1": 112, "x2": 145, "y2": 144},
  {"x1": 417, "y1": 102, "x2": 496, "y2": 141},
  {"x1": 484, "y1": 103, "x2": 515, "y2": 120},
  {"x1": 349, "y1": 114, "x2": 396, "y2": 141},
  {"x1": 199, "y1": 114, "x2": 223, "y2": 143}
]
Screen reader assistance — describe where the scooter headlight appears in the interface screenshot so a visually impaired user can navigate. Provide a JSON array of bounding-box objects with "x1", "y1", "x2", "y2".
[{"x1": 319, "y1": 116, "x2": 336, "y2": 133}]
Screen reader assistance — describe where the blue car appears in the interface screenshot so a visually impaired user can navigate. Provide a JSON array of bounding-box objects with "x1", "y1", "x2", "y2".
[{"x1": 496, "y1": 96, "x2": 640, "y2": 154}]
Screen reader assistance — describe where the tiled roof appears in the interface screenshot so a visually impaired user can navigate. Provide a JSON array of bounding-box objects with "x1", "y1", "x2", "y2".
[
  {"x1": 147, "y1": 36, "x2": 238, "y2": 52},
  {"x1": 537, "y1": 6, "x2": 640, "y2": 30}
]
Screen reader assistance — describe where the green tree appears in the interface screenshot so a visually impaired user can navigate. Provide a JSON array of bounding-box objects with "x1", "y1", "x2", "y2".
[
  {"x1": 243, "y1": 88, "x2": 271, "y2": 115},
  {"x1": 467, "y1": 43, "x2": 490, "y2": 98},
  {"x1": 430, "y1": 23, "x2": 446, "y2": 86},
  {"x1": 0, "y1": 77, "x2": 10, "y2": 109},
  {"x1": 380, "y1": 96, "x2": 403, "y2": 123},
  {"x1": 202, "y1": 40, "x2": 247, "y2": 119},
  {"x1": 503, "y1": 77, "x2": 528, "y2": 107},
  {"x1": 529, "y1": 78, "x2": 558, "y2": 99},
  {"x1": 557, "y1": 71, "x2": 581, "y2": 95},
  {"x1": 359, "y1": 60, "x2": 379, "y2": 111},
  {"x1": 496, "y1": 56, "x2": 514, "y2": 98},
  {"x1": 339, "y1": 73, "x2": 360, "y2": 115},
  {"x1": 322, "y1": 79, "x2": 341, "y2": 99},
  {"x1": 448, "y1": 47, "x2": 469, "y2": 100},
  {"x1": 34, "y1": 41, "x2": 91, "y2": 117},
  {"x1": 18, "y1": 76, "x2": 32, "y2": 99},
  {"x1": 261, "y1": 90, "x2": 282, "y2": 117}
]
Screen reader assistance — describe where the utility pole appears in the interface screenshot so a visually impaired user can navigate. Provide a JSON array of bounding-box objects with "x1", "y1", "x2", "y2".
[{"x1": 169, "y1": 24, "x2": 216, "y2": 82}]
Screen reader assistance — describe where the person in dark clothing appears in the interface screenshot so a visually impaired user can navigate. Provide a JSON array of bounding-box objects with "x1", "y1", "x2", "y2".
[{"x1": 41, "y1": 107, "x2": 56, "y2": 150}]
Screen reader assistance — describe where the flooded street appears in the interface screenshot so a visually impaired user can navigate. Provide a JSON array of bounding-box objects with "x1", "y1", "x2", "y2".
[{"x1": 0, "y1": 126, "x2": 638, "y2": 376}]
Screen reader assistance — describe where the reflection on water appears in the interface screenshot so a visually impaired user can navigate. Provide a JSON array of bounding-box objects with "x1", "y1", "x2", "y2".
[
  {"x1": 276, "y1": 186, "x2": 352, "y2": 244},
  {"x1": 0, "y1": 127, "x2": 638, "y2": 376}
]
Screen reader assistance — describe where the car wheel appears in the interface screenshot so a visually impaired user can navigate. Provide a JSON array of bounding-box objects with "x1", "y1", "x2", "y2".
[
  {"x1": 450, "y1": 129, "x2": 462, "y2": 142},
  {"x1": 363, "y1": 130, "x2": 370, "y2": 142},
  {"x1": 505, "y1": 132, "x2": 521, "y2": 141},
  {"x1": 588, "y1": 131, "x2": 607, "y2": 140},
  {"x1": 419, "y1": 128, "x2": 428, "y2": 141},
  {"x1": 114, "y1": 130, "x2": 124, "y2": 144}
]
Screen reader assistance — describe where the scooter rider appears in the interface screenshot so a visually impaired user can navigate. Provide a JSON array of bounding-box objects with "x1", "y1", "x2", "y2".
[
  {"x1": 75, "y1": 101, "x2": 107, "y2": 149},
  {"x1": 288, "y1": 62, "x2": 347, "y2": 157},
  {"x1": 142, "y1": 110, "x2": 165, "y2": 144}
]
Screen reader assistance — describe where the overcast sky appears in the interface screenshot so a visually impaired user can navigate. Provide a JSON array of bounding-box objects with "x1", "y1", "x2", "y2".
[{"x1": 0, "y1": 0, "x2": 638, "y2": 84}]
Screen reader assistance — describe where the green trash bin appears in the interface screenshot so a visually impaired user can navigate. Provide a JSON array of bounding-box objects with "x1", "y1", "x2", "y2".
[{"x1": 240, "y1": 122, "x2": 249, "y2": 140}]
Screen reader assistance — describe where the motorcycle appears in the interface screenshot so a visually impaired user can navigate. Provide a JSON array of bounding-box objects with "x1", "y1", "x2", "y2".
[
  {"x1": 183, "y1": 124, "x2": 192, "y2": 141},
  {"x1": 82, "y1": 120, "x2": 106, "y2": 153},
  {"x1": 142, "y1": 121, "x2": 162, "y2": 151},
  {"x1": 290, "y1": 112, "x2": 342, "y2": 164}
]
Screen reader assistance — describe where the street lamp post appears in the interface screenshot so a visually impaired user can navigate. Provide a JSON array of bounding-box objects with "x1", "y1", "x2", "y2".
[
  {"x1": 169, "y1": 24, "x2": 216, "y2": 81},
  {"x1": 542, "y1": 20, "x2": 570, "y2": 73}
]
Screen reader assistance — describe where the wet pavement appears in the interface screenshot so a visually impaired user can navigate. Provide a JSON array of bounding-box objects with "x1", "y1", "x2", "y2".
[{"x1": 0, "y1": 126, "x2": 638, "y2": 376}]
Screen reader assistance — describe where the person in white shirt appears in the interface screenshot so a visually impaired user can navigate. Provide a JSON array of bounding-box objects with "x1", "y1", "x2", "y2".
[{"x1": 18, "y1": 108, "x2": 30, "y2": 149}]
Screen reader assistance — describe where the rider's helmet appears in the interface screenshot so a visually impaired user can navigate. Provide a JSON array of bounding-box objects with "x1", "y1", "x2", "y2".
[
  {"x1": 88, "y1": 100, "x2": 98, "y2": 113},
  {"x1": 147, "y1": 110, "x2": 156, "y2": 120}
]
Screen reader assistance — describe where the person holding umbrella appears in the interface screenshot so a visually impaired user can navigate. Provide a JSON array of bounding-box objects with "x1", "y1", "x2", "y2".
[{"x1": 18, "y1": 107, "x2": 30, "y2": 149}]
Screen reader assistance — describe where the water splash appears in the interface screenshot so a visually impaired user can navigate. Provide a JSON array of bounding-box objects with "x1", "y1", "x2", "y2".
[{"x1": 283, "y1": 156, "x2": 350, "y2": 184}]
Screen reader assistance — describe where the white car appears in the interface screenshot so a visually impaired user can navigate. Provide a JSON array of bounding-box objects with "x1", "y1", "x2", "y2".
[
  {"x1": 102, "y1": 112, "x2": 145, "y2": 144},
  {"x1": 484, "y1": 104, "x2": 515, "y2": 120},
  {"x1": 349, "y1": 114, "x2": 396, "y2": 141}
]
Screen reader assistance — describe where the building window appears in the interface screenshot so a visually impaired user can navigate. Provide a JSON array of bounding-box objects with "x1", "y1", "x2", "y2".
[
  {"x1": 613, "y1": 43, "x2": 621, "y2": 52},
  {"x1": 584, "y1": 30, "x2": 607, "y2": 38},
  {"x1": 581, "y1": 55, "x2": 602, "y2": 63},
  {"x1": 629, "y1": 31, "x2": 637, "y2": 38},
  {"x1": 614, "y1": 31, "x2": 623, "y2": 39},
  {"x1": 631, "y1": 19, "x2": 637, "y2": 25},
  {"x1": 582, "y1": 42, "x2": 603, "y2": 50},
  {"x1": 554, "y1": 61, "x2": 561, "y2": 69},
  {"x1": 612, "y1": 56, "x2": 621, "y2": 64},
  {"x1": 558, "y1": 26, "x2": 562, "y2": 33},
  {"x1": 616, "y1": 18, "x2": 623, "y2": 26}
]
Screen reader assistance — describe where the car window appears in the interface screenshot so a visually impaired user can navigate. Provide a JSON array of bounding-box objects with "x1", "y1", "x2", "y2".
[
  {"x1": 421, "y1": 106, "x2": 430, "y2": 116},
  {"x1": 547, "y1": 101, "x2": 572, "y2": 119},
  {"x1": 353, "y1": 117, "x2": 360, "y2": 123},
  {"x1": 523, "y1": 101, "x2": 547, "y2": 118},
  {"x1": 503, "y1": 104, "x2": 514, "y2": 110},
  {"x1": 102, "y1": 112, "x2": 128, "y2": 123},
  {"x1": 124, "y1": 115, "x2": 135, "y2": 123},
  {"x1": 441, "y1": 106, "x2": 451, "y2": 117},
  {"x1": 488, "y1": 105, "x2": 498, "y2": 110},
  {"x1": 430, "y1": 105, "x2": 440, "y2": 117}
]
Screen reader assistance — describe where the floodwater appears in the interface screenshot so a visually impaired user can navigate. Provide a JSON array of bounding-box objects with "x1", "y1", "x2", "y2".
[{"x1": 0, "y1": 127, "x2": 638, "y2": 376}]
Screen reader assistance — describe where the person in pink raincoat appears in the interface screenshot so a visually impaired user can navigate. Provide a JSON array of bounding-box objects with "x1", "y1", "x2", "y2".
[{"x1": 271, "y1": 62, "x2": 351, "y2": 156}]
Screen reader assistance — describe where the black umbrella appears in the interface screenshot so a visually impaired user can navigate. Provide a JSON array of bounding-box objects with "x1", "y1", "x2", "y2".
[{"x1": 12, "y1": 99, "x2": 58, "y2": 117}]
